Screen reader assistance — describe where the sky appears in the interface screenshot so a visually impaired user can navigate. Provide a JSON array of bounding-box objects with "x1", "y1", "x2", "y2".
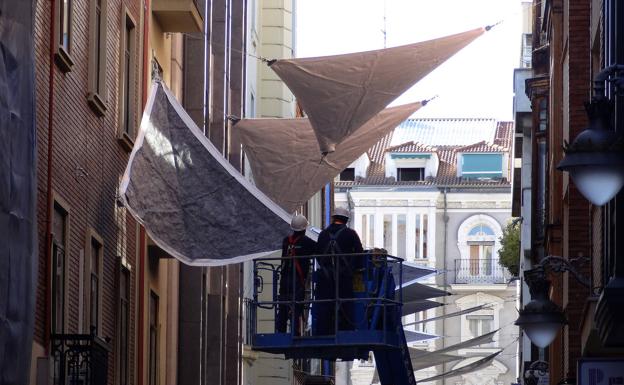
[{"x1": 295, "y1": 0, "x2": 523, "y2": 121}]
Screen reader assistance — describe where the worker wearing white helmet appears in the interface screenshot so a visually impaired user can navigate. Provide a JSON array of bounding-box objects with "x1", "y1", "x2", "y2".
[
  {"x1": 313, "y1": 207, "x2": 363, "y2": 335},
  {"x1": 276, "y1": 214, "x2": 316, "y2": 335}
]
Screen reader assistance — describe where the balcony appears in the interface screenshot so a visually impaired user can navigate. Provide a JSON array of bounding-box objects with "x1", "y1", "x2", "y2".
[
  {"x1": 153, "y1": 0, "x2": 203, "y2": 33},
  {"x1": 51, "y1": 333, "x2": 110, "y2": 385},
  {"x1": 454, "y1": 259, "x2": 510, "y2": 285}
]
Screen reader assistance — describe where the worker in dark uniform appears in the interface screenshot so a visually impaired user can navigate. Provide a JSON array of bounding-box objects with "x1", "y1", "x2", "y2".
[
  {"x1": 314, "y1": 207, "x2": 364, "y2": 334},
  {"x1": 276, "y1": 214, "x2": 316, "y2": 335}
]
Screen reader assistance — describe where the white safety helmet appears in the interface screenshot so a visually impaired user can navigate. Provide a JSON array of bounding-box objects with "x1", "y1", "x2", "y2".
[
  {"x1": 290, "y1": 214, "x2": 309, "y2": 231},
  {"x1": 332, "y1": 207, "x2": 350, "y2": 220}
]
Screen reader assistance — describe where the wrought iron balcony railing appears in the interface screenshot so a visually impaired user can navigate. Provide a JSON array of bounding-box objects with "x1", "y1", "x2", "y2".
[
  {"x1": 454, "y1": 259, "x2": 510, "y2": 284},
  {"x1": 51, "y1": 333, "x2": 110, "y2": 385}
]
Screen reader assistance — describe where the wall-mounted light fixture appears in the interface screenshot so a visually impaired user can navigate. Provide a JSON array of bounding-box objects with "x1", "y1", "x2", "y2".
[
  {"x1": 557, "y1": 65, "x2": 624, "y2": 206},
  {"x1": 515, "y1": 256, "x2": 589, "y2": 348}
]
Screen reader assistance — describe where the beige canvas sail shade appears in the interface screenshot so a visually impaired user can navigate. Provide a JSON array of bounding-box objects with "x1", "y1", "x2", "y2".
[
  {"x1": 270, "y1": 27, "x2": 485, "y2": 153},
  {"x1": 235, "y1": 102, "x2": 422, "y2": 213}
]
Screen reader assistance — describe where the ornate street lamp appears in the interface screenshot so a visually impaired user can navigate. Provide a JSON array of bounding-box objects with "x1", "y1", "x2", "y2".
[
  {"x1": 524, "y1": 361, "x2": 549, "y2": 385},
  {"x1": 557, "y1": 65, "x2": 624, "y2": 206},
  {"x1": 515, "y1": 256, "x2": 590, "y2": 348}
]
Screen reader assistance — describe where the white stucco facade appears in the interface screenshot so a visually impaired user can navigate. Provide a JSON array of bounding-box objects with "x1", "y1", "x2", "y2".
[{"x1": 334, "y1": 188, "x2": 517, "y2": 385}]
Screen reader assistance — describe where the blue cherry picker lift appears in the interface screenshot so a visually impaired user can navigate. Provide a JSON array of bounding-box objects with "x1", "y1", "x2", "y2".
[{"x1": 249, "y1": 251, "x2": 420, "y2": 385}]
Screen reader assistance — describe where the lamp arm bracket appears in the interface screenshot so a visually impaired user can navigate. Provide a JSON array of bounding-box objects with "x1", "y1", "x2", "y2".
[
  {"x1": 593, "y1": 64, "x2": 624, "y2": 97},
  {"x1": 538, "y1": 255, "x2": 591, "y2": 288}
]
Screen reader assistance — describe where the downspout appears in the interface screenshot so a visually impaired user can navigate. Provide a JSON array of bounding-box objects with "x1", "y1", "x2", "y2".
[
  {"x1": 324, "y1": 183, "x2": 331, "y2": 227},
  {"x1": 44, "y1": 0, "x2": 57, "y2": 354},
  {"x1": 238, "y1": 2, "x2": 248, "y2": 384},
  {"x1": 137, "y1": 1, "x2": 150, "y2": 385},
  {"x1": 441, "y1": 187, "x2": 449, "y2": 385}
]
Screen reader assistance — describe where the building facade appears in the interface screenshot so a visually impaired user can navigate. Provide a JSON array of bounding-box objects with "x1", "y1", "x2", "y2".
[
  {"x1": 335, "y1": 118, "x2": 518, "y2": 385},
  {"x1": 29, "y1": 0, "x2": 200, "y2": 384},
  {"x1": 516, "y1": 1, "x2": 624, "y2": 384}
]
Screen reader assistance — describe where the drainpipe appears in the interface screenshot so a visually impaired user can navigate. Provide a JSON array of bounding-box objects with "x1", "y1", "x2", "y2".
[
  {"x1": 44, "y1": 0, "x2": 57, "y2": 355},
  {"x1": 442, "y1": 187, "x2": 449, "y2": 385},
  {"x1": 324, "y1": 183, "x2": 331, "y2": 227},
  {"x1": 137, "y1": 1, "x2": 150, "y2": 385}
]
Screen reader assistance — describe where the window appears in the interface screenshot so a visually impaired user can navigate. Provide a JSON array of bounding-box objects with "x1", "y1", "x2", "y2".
[
  {"x1": 413, "y1": 214, "x2": 429, "y2": 259},
  {"x1": 461, "y1": 154, "x2": 503, "y2": 179},
  {"x1": 468, "y1": 224, "x2": 495, "y2": 236},
  {"x1": 467, "y1": 315, "x2": 494, "y2": 337},
  {"x1": 469, "y1": 243, "x2": 494, "y2": 276},
  {"x1": 149, "y1": 291, "x2": 159, "y2": 385},
  {"x1": 457, "y1": 216, "x2": 504, "y2": 284},
  {"x1": 87, "y1": 0, "x2": 108, "y2": 115},
  {"x1": 415, "y1": 215, "x2": 421, "y2": 258},
  {"x1": 397, "y1": 167, "x2": 424, "y2": 181},
  {"x1": 360, "y1": 214, "x2": 375, "y2": 248},
  {"x1": 54, "y1": 0, "x2": 74, "y2": 72},
  {"x1": 120, "y1": 12, "x2": 137, "y2": 144},
  {"x1": 89, "y1": 236, "x2": 103, "y2": 335},
  {"x1": 51, "y1": 203, "x2": 68, "y2": 335},
  {"x1": 397, "y1": 214, "x2": 406, "y2": 258},
  {"x1": 339, "y1": 168, "x2": 355, "y2": 181},
  {"x1": 59, "y1": 0, "x2": 71, "y2": 52},
  {"x1": 383, "y1": 214, "x2": 392, "y2": 252},
  {"x1": 118, "y1": 266, "x2": 130, "y2": 385},
  {"x1": 422, "y1": 215, "x2": 428, "y2": 259}
]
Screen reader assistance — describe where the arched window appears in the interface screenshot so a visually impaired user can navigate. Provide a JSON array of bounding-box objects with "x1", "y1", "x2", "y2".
[
  {"x1": 456, "y1": 215, "x2": 504, "y2": 284},
  {"x1": 468, "y1": 224, "x2": 495, "y2": 236}
]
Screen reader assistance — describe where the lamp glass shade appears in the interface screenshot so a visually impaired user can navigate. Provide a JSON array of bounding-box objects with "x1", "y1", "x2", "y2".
[
  {"x1": 569, "y1": 165, "x2": 624, "y2": 206},
  {"x1": 523, "y1": 323, "x2": 562, "y2": 348}
]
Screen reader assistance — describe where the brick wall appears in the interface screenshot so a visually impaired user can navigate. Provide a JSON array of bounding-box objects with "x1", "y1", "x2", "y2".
[
  {"x1": 559, "y1": 0, "x2": 592, "y2": 381},
  {"x1": 33, "y1": 0, "x2": 142, "y2": 384}
]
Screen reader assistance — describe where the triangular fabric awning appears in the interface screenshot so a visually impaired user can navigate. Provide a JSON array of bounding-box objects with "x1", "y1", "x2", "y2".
[
  {"x1": 401, "y1": 282, "x2": 451, "y2": 302},
  {"x1": 429, "y1": 329, "x2": 499, "y2": 356},
  {"x1": 120, "y1": 82, "x2": 298, "y2": 266},
  {"x1": 416, "y1": 351, "x2": 501, "y2": 383},
  {"x1": 403, "y1": 330, "x2": 439, "y2": 344},
  {"x1": 403, "y1": 304, "x2": 489, "y2": 327},
  {"x1": 402, "y1": 300, "x2": 443, "y2": 316},
  {"x1": 371, "y1": 350, "x2": 460, "y2": 385},
  {"x1": 235, "y1": 102, "x2": 422, "y2": 213},
  {"x1": 392, "y1": 261, "x2": 437, "y2": 286},
  {"x1": 269, "y1": 27, "x2": 485, "y2": 153},
  {"x1": 409, "y1": 349, "x2": 463, "y2": 371}
]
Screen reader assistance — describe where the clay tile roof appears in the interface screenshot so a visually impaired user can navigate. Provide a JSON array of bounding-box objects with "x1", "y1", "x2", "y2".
[
  {"x1": 385, "y1": 141, "x2": 436, "y2": 153},
  {"x1": 493, "y1": 121, "x2": 514, "y2": 148},
  {"x1": 335, "y1": 118, "x2": 514, "y2": 188},
  {"x1": 455, "y1": 140, "x2": 506, "y2": 153}
]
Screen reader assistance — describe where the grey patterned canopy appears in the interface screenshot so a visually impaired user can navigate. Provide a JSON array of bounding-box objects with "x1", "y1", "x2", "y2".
[{"x1": 121, "y1": 82, "x2": 298, "y2": 265}]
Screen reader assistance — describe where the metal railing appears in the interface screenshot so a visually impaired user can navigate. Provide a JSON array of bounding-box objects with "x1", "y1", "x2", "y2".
[
  {"x1": 250, "y1": 253, "x2": 404, "y2": 341},
  {"x1": 51, "y1": 333, "x2": 110, "y2": 385},
  {"x1": 454, "y1": 259, "x2": 510, "y2": 284}
]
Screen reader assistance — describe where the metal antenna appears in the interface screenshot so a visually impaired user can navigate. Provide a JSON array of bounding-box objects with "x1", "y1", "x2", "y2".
[{"x1": 382, "y1": 0, "x2": 387, "y2": 48}]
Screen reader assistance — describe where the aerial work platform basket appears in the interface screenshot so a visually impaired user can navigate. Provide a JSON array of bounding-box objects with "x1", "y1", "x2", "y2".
[{"x1": 248, "y1": 252, "x2": 405, "y2": 361}]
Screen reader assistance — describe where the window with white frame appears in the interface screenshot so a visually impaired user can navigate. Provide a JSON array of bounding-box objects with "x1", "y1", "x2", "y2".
[
  {"x1": 415, "y1": 214, "x2": 428, "y2": 259},
  {"x1": 397, "y1": 214, "x2": 407, "y2": 258},
  {"x1": 456, "y1": 293, "x2": 503, "y2": 348},
  {"x1": 467, "y1": 314, "x2": 494, "y2": 337},
  {"x1": 460, "y1": 153, "x2": 503, "y2": 179},
  {"x1": 360, "y1": 214, "x2": 375, "y2": 249},
  {"x1": 457, "y1": 215, "x2": 504, "y2": 283},
  {"x1": 383, "y1": 214, "x2": 392, "y2": 252}
]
